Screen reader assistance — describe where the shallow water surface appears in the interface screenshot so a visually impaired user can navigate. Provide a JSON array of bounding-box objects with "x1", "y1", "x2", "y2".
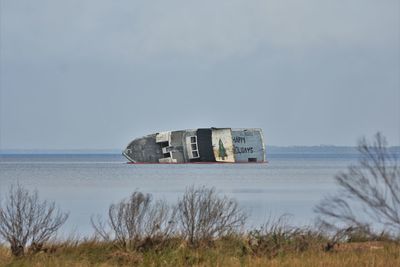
[{"x1": 0, "y1": 153, "x2": 357, "y2": 236}]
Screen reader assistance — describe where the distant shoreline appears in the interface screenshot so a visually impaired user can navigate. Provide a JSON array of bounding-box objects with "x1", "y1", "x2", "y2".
[{"x1": 1, "y1": 146, "x2": 399, "y2": 155}]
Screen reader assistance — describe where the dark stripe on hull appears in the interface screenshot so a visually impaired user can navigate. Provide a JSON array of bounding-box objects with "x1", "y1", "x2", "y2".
[{"x1": 196, "y1": 129, "x2": 216, "y2": 162}]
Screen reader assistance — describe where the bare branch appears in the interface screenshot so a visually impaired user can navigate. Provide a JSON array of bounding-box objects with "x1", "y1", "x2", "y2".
[
  {"x1": 91, "y1": 191, "x2": 176, "y2": 250},
  {"x1": 177, "y1": 186, "x2": 247, "y2": 245},
  {"x1": 0, "y1": 184, "x2": 69, "y2": 256},
  {"x1": 315, "y1": 132, "x2": 400, "y2": 235}
]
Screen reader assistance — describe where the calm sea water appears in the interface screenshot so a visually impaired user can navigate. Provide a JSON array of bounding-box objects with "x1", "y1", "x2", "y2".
[{"x1": 0, "y1": 152, "x2": 359, "y2": 237}]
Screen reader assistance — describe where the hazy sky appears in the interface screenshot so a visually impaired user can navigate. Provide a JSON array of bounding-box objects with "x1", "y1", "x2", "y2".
[{"x1": 1, "y1": 0, "x2": 399, "y2": 149}]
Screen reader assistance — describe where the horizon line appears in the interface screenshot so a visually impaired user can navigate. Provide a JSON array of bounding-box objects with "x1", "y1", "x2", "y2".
[{"x1": 1, "y1": 145, "x2": 400, "y2": 155}]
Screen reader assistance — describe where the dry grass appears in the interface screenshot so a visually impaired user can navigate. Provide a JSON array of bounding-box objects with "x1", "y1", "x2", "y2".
[{"x1": 1, "y1": 237, "x2": 399, "y2": 267}]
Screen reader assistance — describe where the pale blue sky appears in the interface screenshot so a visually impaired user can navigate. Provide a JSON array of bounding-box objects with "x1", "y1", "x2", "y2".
[{"x1": 0, "y1": 0, "x2": 399, "y2": 149}]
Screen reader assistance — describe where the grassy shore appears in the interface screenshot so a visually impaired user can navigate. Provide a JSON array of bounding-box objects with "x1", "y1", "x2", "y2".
[{"x1": 1, "y1": 237, "x2": 399, "y2": 267}]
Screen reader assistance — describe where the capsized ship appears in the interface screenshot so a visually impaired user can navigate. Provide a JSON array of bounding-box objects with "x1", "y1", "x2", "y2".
[{"x1": 123, "y1": 128, "x2": 266, "y2": 163}]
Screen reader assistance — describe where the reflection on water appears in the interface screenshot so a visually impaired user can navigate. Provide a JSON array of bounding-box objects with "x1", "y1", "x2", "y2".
[{"x1": 0, "y1": 153, "x2": 358, "y2": 236}]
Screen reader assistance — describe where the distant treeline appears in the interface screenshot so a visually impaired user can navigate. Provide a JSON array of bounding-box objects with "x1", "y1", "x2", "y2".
[
  {"x1": 2, "y1": 146, "x2": 400, "y2": 155},
  {"x1": 267, "y1": 145, "x2": 400, "y2": 155}
]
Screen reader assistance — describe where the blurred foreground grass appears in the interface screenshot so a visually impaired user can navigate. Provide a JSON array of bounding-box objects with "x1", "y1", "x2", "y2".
[{"x1": 1, "y1": 236, "x2": 399, "y2": 267}]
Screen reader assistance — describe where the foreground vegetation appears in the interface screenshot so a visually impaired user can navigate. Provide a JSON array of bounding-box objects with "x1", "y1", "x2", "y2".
[{"x1": 1, "y1": 235, "x2": 399, "y2": 267}]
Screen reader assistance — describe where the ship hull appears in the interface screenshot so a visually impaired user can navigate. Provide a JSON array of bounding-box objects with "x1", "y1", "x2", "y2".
[{"x1": 123, "y1": 128, "x2": 266, "y2": 164}]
